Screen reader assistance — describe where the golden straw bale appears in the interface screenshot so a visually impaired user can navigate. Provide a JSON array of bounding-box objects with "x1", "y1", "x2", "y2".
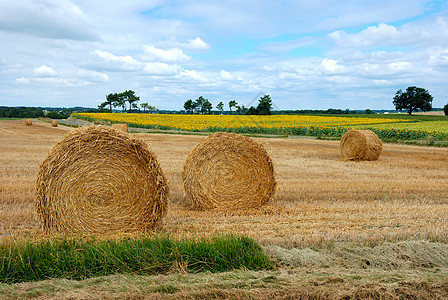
[
  {"x1": 35, "y1": 126, "x2": 168, "y2": 234},
  {"x1": 25, "y1": 119, "x2": 32, "y2": 126},
  {"x1": 51, "y1": 120, "x2": 58, "y2": 127},
  {"x1": 182, "y1": 132, "x2": 276, "y2": 211},
  {"x1": 111, "y1": 123, "x2": 128, "y2": 133},
  {"x1": 340, "y1": 129, "x2": 383, "y2": 161}
]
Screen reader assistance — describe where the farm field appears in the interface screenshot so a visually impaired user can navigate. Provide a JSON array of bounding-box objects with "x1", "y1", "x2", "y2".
[
  {"x1": 1, "y1": 119, "x2": 448, "y2": 298},
  {"x1": 74, "y1": 112, "x2": 448, "y2": 140}
]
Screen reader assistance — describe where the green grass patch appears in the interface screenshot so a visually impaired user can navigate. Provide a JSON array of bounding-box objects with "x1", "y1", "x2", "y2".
[{"x1": 0, "y1": 234, "x2": 272, "y2": 284}]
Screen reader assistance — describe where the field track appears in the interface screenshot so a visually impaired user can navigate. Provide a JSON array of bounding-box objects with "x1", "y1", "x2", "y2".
[{"x1": 1, "y1": 119, "x2": 447, "y2": 247}]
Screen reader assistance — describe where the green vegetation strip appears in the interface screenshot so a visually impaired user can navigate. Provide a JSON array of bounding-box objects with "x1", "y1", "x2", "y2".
[{"x1": 0, "y1": 234, "x2": 272, "y2": 284}]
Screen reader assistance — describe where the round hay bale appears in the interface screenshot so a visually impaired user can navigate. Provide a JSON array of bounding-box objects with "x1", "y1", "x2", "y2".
[
  {"x1": 111, "y1": 123, "x2": 128, "y2": 133},
  {"x1": 182, "y1": 132, "x2": 276, "y2": 211},
  {"x1": 25, "y1": 119, "x2": 32, "y2": 126},
  {"x1": 35, "y1": 126, "x2": 169, "y2": 234},
  {"x1": 340, "y1": 129, "x2": 382, "y2": 161},
  {"x1": 51, "y1": 120, "x2": 58, "y2": 127}
]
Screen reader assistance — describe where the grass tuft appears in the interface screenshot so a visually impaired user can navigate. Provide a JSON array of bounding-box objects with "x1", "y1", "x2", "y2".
[{"x1": 0, "y1": 234, "x2": 272, "y2": 284}]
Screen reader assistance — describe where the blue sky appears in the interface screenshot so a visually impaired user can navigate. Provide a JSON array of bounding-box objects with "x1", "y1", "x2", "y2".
[{"x1": 1, "y1": 0, "x2": 448, "y2": 110}]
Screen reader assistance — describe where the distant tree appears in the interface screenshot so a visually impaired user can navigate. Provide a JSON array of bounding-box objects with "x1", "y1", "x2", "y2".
[
  {"x1": 184, "y1": 99, "x2": 194, "y2": 114},
  {"x1": 229, "y1": 100, "x2": 237, "y2": 114},
  {"x1": 46, "y1": 111, "x2": 63, "y2": 119},
  {"x1": 236, "y1": 105, "x2": 248, "y2": 115},
  {"x1": 194, "y1": 96, "x2": 208, "y2": 114},
  {"x1": 444, "y1": 104, "x2": 448, "y2": 116},
  {"x1": 132, "y1": 102, "x2": 139, "y2": 113},
  {"x1": 0, "y1": 107, "x2": 45, "y2": 118},
  {"x1": 364, "y1": 109, "x2": 376, "y2": 114},
  {"x1": 246, "y1": 106, "x2": 258, "y2": 115},
  {"x1": 256, "y1": 95, "x2": 273, "y2": 115},
  {"x1": 140, "y1": 102, "x2": 149, "y2": 113},
  {"x1": 393, "y1": 86, "x2": 433, "y2": 115},
  {"x1": 203, "y1": 99, "x2": 213, "y2": 114},
  {"x1": 121, "y1": 90, "x2": 140, "y2": 113},
  {"x1": 216, "y1": 101, "x2": 224, "y2": 113}
]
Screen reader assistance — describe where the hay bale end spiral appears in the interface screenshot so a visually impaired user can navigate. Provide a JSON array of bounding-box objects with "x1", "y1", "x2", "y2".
[
  {"x1": 182, "y1": 132, "x2": 276, "y2": 211},
  {"x1": 35, "y1": 126, "x2": 168, "y2": 234},
  {"x1": 25, "y1": 119, "x2": 32, "y2": 126},
  {"x1": 51, "y1": 120, "x2": 58, "y2": 127}
]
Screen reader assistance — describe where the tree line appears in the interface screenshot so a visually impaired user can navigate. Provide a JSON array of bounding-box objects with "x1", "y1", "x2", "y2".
[
  {"x1": 183, "y1": 95, "x2": 274, "y2": 115},
  {"x1": 98, "y1": 90, "x2": 158, "y2": 113}
]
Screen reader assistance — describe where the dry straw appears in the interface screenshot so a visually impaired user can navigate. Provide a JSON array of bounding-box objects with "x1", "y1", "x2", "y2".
[
  {"x1": 111, "y1": 123, "x2": 128, "y2": 133},
  {"x1": 183, "y1": 132, "x2": 276, "y2": 211},
  {"x1": 340, "y1": 129, "x2": 383, "y2": 161},
  {"x1": 35, "y1": 126, "x2": 169, "y2": 234},
  {"x1": 51, "y1": 120, "x2": 58, "y2": 127},
  {"x1": 25, "y1": 119, "x2": 32, "y2": 126}
]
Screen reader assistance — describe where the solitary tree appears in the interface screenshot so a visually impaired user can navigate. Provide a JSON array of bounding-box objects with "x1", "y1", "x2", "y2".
[
  {"x1": 229, "y1": 100, "x2": 237, "y2": 114},
  {"x1": 444, "y1": 103, "x2": 448, "y2": 116},
  {"x1": 393, "y1": 86, "x2": 433, "y2": 115}
]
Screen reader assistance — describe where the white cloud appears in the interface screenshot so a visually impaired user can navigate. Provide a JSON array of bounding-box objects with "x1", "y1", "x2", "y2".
[
  {"x1": 16, "y1": 77, "x2": 29, "y2": 84},
  {"x1": 0, "y1": 0, "x2": 99, "y2": 40},
  {"x1": 33, "y1": 65, "x2": 57, "y2": 77},
  {"x1": 186, "y1": 37, "x2": 210, "y2": 50},
  {"x1": 93, "y1": 50, "x2": 138, "y2": 65},
  {"x1": 143, "y1": 46, "x2": 190, "y2": 62},
  {"x1": 328, "y1": 16, "x2": 448, "y2": 48},
  {"x1": 181, "y1": 69, "x2": 203, "y2": 81},
  {"x1": 158, "y1": 37, "x2": 211, "y2": 50},
  {"x1": 143, "y1": 62, "x2": 181, "y2": 75}
]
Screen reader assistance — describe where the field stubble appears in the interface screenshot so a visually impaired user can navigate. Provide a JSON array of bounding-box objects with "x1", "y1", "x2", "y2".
[{"x1": 0, "y1": 120, "x2": 447, "y2": 248}]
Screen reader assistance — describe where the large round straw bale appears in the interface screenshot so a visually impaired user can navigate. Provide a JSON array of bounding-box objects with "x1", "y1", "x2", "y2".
[
  {"x1": 112, "y1": 123, "x2": 128, "y2": 133},
  {"x1": 51, "y1": 120, "x2": 58, "y2": 127},
  {"x1": 183, "y1": 132, "x2": 276, "y2": 210},
  {"x1": 25, "y1": 119, "x2": 32, "y2": 126},
  {"x1": 35, "y1": 126, "x2": 168, "y2": 234},
  {"x1": 340, "y1": 129, "x2": 382, "y2": 161}
]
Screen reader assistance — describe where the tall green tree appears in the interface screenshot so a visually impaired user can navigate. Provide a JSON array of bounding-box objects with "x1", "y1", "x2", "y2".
[
  {"x1": 194, "y1": 96, "x2": 208, "y2": 114},
  {"x1": 393, "y1": 86, "x2": 433, "y2": 115},
  {"x1": 229, "y1": 100, "x2": 237, "y2": 114},
  {"x1": 444, "y1": 103, "x2": 448, "y2": 116},
  {"x1": 203, "y1": 99, "x2": 213, "y2": 114},
  {"x1": 140, "y1": 102, "x2": 149, "y2": 113},
  {"x1": 184, "y1": 99, "x2": 194, "y2": 114},
  {"x1": 99, "y1": 93, "x2": 118, "y2": 112},
  {"x1": 256, "y1": 95, "x2": 273, "y2": 115},
  {"x1": 121, "y1": 90, "x2": 140, "y2": 113}
]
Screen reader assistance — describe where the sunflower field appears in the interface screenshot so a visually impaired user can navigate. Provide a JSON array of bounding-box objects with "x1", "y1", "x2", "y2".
[{"x1": 73, "y1": 113, "x2": 448, "y2": 140}]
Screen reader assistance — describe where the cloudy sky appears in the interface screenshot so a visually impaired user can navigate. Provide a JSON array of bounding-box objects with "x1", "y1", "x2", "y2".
[{"x1": 1, "y1": 0, "x2": 448, "y2": 110}]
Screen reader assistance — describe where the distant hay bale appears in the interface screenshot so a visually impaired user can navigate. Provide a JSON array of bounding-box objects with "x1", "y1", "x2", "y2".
[
  {"x1": 51, "y1": 120, "x2": 58, "y2": 127},
  {"x1": 183, "y1": 132, "x2": 276, "y2": 211},
  {"x1": 340, "y1": 129, "x2": 383, "y2": 161},
  {"x1": 35, "y1": 126, "x2": 169, "y2": 234},
  {"x1": 111, "y1": 123, "x2": 128, "y2": 133},
  {"x1": 25, "y1": 119, "x2": 32, "y2": 126}
]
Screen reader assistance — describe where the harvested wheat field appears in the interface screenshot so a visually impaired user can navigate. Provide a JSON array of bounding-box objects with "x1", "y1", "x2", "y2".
[
  {"x1": 1, "y1": 119, "x2": 448, "y2": 245},
  {"x1": 1, "y1": 119, "x2": 448, "y2": 298}
]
